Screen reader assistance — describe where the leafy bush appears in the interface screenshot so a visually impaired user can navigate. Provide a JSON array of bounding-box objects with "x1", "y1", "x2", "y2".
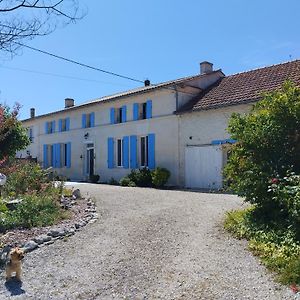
[
  {"x1": 0, "y1": 160, "x2": 52, "y2": 197},
  {"x1": 128, "y1": 168, "x2": 152, "y2": 187},
  {"x1": 0, "y1": 194, "x2": 67, "y2": 232},
  {"x1": 225, "y1": 207, "x2": 300, "y2": 285},
  {"x1": 89, "y1": 174, "x2": 100, "y2": 183},
  {"x1": 151, "y1": 167, "x2": 170, "y2": 188},
  {"x1": 225, "y1": 82, "x2": 300, "y2": 219},
  {"x1": 119, "y1": 177, "x2": 136, "y2": 187}
]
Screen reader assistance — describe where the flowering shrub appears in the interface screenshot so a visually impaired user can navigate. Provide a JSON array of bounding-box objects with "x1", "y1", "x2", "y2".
[{"x1": 268, "y1": 173, "x2": 300, "y2": 225}]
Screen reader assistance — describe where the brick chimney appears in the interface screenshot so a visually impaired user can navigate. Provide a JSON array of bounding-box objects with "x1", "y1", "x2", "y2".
[
  {"x1": 65, "y1": 98, "x2": 75, "y2": 108},
  {"x1": 200, "y1": 61, "x2": 213, "y2": 74}
]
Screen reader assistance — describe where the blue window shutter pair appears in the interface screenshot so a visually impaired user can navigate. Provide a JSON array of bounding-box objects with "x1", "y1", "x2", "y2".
[
  {"x1": 130, "y1": 135, "x2": 138, "y2": 168},
  {"x1": 123, "y1": 136, "x2": 129, "y2": 169},
  {"x1": 110, "y1": 108, "x2": 115, "y2": 124},
  {"x1": 107, "y1": 138, "x2": 114, "y2": 168},
  {"x1": 90, "y1": 112, "x2": 95, "y2": 127},
  {"x1": 121, "y1": 106, "x2": 127, "y2": 123},
  {"x1": 43, "y1": 145, "x2": 48, "y2": 168},
  {"x1": 146, "y1": 100, "x2": 152, "y2": 119},
  {"x1": 66, "y1": 142, "x2": 71, "y2": 168},
  {"x1": 82, "y1": 114, "x2": 86, "y2": 128},
  {"x1": 148, "y1": 133, "x2": 155, "y2": 169},
  {"x1": 133, "y1": 103, "x2": 139, "y2": 121}
]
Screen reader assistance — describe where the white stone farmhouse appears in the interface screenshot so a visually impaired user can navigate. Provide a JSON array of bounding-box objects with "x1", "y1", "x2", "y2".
[{"x1": 19, "y1": 60, "x2": 300, "y2": 189}]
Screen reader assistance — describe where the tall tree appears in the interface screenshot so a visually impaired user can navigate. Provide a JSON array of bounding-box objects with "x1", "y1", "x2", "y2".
[{"x1": 0, "y1": 0, "x2": 84, "y2": 55}]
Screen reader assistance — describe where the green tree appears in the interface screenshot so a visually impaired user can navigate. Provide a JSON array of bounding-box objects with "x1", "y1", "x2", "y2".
[
  {"x1": 0, "y1": 103, "x2": 29, "y2": 161},
  {"x1": 225, "y1": 82, "x2": 300, "y2": 216}
]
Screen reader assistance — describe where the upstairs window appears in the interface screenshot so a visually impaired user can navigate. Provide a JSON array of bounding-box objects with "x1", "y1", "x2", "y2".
[
  {"x1": 133, "y1": 100, "x2": 152, "y2": 121},
  {"x1": 28, "y1": 127, "x2": 34, "y2": 143},
  {"x1": 110, "y1": 106, "x2": 127, "y2": 124},
  {"x1": 82, "y1": 112, "x2": 95, "y2": 128},
  {"x1": 59, "y1": 118, "x2": 70, "y2": 132},
  {"x1": 45, "y1": 121, "x2": 55, "y2": 134}
]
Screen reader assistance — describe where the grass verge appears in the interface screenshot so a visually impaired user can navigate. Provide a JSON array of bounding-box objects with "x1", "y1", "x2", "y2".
[{"x1": 224, "y1": 207, "x2": 300, "y2": 287}]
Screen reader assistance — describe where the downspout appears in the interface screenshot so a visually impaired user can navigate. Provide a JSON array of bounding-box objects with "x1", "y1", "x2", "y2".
[{"x1": 175, "y1": 86, "x2": 181, "y2": 187}]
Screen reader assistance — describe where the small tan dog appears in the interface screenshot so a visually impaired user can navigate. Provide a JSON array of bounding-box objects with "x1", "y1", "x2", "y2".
[{"x1": 5, "y1": 247, "x2": 24, "y2": 281}]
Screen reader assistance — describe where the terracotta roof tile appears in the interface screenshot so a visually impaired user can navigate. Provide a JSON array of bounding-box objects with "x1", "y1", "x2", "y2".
[{"x1": 178, "y1": 60, "x2": 300, "y2": 113}]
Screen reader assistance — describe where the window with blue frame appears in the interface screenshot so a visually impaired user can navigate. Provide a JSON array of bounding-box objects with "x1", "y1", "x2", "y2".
[
  {"x1": 27, "y1": 127, "x2": 34, "y2": 143},
  {"x1": 59, "y1": 118, "x2": 70, "y2": 132},
  {"x1": 82, "y1": 112, "x2": 95, "y2": 128},
  {"x1": 110, "y1": 106, "x2": 127, "y2": 124},
  {"x1": 45, "y1": 121, "x2": 55, "y2": 134},
  {"x1": 43, "y1": 143, "x2": 71, "y2": 168},
  {"x1": 107, "y1": 134, "x2": 155, "y2": 170},
  {"x1": 133, "y1": 100, "x2": 152, "y2": 121}
]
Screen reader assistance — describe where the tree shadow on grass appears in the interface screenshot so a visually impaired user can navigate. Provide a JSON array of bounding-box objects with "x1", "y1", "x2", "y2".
[{"x1": 4, "y1": 278, "x2": 25, "y2": 296}]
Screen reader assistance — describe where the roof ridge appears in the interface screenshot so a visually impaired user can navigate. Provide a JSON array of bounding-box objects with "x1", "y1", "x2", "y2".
[{"x1": 226, "y1": 59, "x2": 300, "y2": 78}]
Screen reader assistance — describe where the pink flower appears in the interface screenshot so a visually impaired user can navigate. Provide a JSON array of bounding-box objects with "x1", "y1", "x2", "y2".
[{"x1": 271, "y1": 178, "x2": 279, "y2": 184}]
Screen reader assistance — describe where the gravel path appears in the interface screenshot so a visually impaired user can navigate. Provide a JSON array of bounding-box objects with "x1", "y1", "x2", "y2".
[{"x1": 0, "y1": 184, "x2": 297, "y2": 299}]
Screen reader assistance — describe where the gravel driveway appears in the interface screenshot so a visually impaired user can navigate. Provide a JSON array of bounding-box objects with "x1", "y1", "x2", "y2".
[{"x1": 0, "y1": 184, "x2": 296, "y2": 299}]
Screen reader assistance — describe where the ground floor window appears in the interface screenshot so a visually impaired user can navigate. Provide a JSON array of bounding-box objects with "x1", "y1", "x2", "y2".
[
  {"x1": 140, "y1": 136, "x2": 148, "y2": 167},
  {"x1": 43, "y1": 143, "x2": 71, "y2": 168},
  {"x1": 117, "y1": 138, "x2": 123, "y2": 167}
]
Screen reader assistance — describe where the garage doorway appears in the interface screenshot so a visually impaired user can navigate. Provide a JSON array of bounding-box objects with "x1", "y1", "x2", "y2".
[{"x1": 185, "y1": 145, "x2": 223, "y2": 189}]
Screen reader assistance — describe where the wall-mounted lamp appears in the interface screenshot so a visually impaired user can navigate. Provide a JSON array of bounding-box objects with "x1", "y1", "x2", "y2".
[
  {"x1": 80, "y1": 155, "x2": 83, "y2": 159},
  {"x1": 84, "y1": 133, "x2": 89, "y2": 139}
]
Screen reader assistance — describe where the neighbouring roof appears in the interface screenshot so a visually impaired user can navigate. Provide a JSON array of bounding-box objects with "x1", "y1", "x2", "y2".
[
  {"x1": 178, "y1": 60, "x2": 300, "y2": 113},
  {"x1": 22, "y1": 70, "x2": 221, "y2": 122}
]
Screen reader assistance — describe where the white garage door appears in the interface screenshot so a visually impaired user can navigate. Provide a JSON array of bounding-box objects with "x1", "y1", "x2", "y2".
[{"x1": 185, "y1": 145, "x2": 223, "y2": 189}]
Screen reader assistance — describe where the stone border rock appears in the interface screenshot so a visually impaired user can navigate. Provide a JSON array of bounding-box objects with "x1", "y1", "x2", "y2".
[{"x1": 0, "y1": 194, "x2": 98, "y2": 266}]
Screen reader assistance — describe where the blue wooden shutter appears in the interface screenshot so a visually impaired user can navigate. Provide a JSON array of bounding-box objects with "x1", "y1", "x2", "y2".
[
  {"x1": 146, "y1": 100, "x2": 152, "y2": 119},
  {"x1": 107, "y1": 137, "x2": 114, "y2": 168},
  {"x1": 43, "y1": 144, "x2": 48, "y2": 168},
  {"x1": 110, "y1": 108, "x2": 115, "y2": 124},
  {"x1": 133, "y1": 103, "x2": 139, "y2": 121},
  {"x1": 66, "y1": 118, "x2": 70, "y2": 131},
  {"x1": 130, "y1": 135, "x2": 138, "y2": 168},
  {"x1": 66, "y1": 142, "x2": 71, "y2": 168},
  {"x1": 123, "y1": 136, "x2": 129, "y2": 169},
  {"x1": 82, "y1": 114, "x2": 86, "y2": 128},
  {"x1": 148, "y1": 133, "x2": 155, "y2": 169},
  {"x1": 121, "y1": 105, "x2": 127, "y2": 123},
  {"x1": 44, "y1": 122, "x2": 48, "y2": 134},
  {"x1": 52, "y1": 121, "x2": 56, "y2": 133},
  {"x1": 58, "y1": 119, "x2": 62, "y2": 132},
  {"x1": 56, "y1": 144, "x2": 61, "y2": 168},
  {"x1": 51, "y1": 144, "x2": 55, "y2": 167},
  {"x1": 90, "y1": 112, "x2": 95, "y2": 127}
]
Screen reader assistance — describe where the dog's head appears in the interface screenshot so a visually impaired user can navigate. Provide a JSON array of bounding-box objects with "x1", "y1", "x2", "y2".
[{"x1": 9, "y1": 247, "x2": 24, "y2": 262}]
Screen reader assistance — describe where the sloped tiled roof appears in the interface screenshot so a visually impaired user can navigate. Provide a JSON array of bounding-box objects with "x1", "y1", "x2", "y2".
[
  {"x1": 178, "y1": 60, "x2": 300, "y2": 113},
  {"x1": 22, "y1": 70, "x2": 221, "y2": 122}
]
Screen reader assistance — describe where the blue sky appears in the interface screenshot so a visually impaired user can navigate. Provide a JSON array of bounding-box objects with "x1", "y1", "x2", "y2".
[{"x1": 1, "y1": 0, "x2": 300, "y2": 119}]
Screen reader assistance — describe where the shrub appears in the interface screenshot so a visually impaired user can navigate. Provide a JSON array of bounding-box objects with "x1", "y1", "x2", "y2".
[
  {"x1": 0, "y1": 160, "x2": 52, "y2": 197},
  {"x1": 119, "y1": 177, "x2": 135, "y2": 187},
  {"x1": 128, "y1": 168, "x2": 152, "y2": 187},
  {"x1": 225, "y1": 81, "x2": 300, "y2": 220},
  {"x1": 0, "y1": 194, "x2": 67, "y2": 232},
  {"x1": 89, "y1": 174, "x2": 100, "y2": 183},
  {"x1": 151, "y1": 167, "x2": 170, "y2": 188}
]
